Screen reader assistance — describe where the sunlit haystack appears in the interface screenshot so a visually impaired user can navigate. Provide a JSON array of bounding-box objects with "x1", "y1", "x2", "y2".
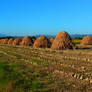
[
  {"x1": 0, "y1": 39, "x2": 2, "y2": 44},
  {"x1": 0, "y1": 39, "x2": 8, "y2": 44},
  {"x1": 12, "y1": 38, "x2": 22, "y2": 45},
  {"x1": 33, "y1": 35, "x2": 50, "y2": 48},
  {"x1": 81, "y1": 36, "x2": 92, "y2": 45},
  {"x1": 21, "y1": 36, "x2": 32, "y2": 46},
  {"x1": 8, "y1": 38, "x2": 14, "y2": 45},
  {"x1": 51, "y1": 31, "x2": 74, "y2": 50},
  {"x1": 0, "y1": 39, "x2": 3, "y2": 44}
]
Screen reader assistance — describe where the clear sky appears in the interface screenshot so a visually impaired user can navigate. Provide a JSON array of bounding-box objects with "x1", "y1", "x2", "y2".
[{"x1": 0, "y1": 0, "x2": 92, "y2": 36}]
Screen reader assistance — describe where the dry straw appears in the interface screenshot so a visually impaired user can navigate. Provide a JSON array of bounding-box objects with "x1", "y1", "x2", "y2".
[
  {"x1": 12, "y1": 38, "x2": 22, "y2": 45},
  {"x1": 0, "y1": 39, "x2": 8, "y2": 44},
  {"x1": 21, "y1": 36, "x2": 32, "y2": 46},
  {"x1": 8, "y1": 38, "x2": 14, "y2": 45},
  {"x1": 81, "y1": 36, "x2": 92, "y2": 45},
  {"x1": 51, "y1": 31, "x2": 75, "y2": 50},
  {"x1": 0, "y1": 39, "x2": 2, "y2": 44},
  {"x1": 33, "y1": 35, "x2": 51, "y2": 48}
]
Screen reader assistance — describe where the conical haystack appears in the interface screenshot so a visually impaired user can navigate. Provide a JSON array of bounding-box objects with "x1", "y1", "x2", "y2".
[
  {"x1": 12, "y1": 38, "x2": 22, "y2": 45},
  {"x1": 0, "y1": 39, "x2": 2, "y2": 44},
  {"x1": 51, "y1": 31, "x2": 74, "y2": 50},
  {"x1": 21, "y1": 36, "x2": 33, "y2": 46},
  {"x1": 0, "y1": 39, "x2": 8, "y2": 44},
  {"x1": 0, "y1": 39, "x2": 3, "y2": 44},
  {"x1": 33, "y1": 35, "x2": 50, "y2": 48},
  {"x1": 81, "y1": 36, "x2": 92, "y2": 45},
  {"x1": 8, "y1": 38, "x2": 14, "y2": 44}
]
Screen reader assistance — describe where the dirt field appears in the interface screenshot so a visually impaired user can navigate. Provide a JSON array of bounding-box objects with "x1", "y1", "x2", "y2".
[{"x1": 0, "y1": 44, "x2": 92, "y2": 92}]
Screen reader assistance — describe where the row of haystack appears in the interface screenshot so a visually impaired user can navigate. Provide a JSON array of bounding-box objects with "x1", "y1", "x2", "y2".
[
  {"x1": 34, "y1": 31, "x2": 75, "y2": 50},
  {"x1": 0, "y1": 39, "x2": 8, "y2": 44},
  {"x1": 1, "y1": 31, "x2": 91, "y2": 50},
  {"x1": 0, "y1": 31, "x2": 91, "y2": 50},
  {"x1": 33, "y1": 34, "x2": 92, "y2": 49},
  {"x1": 0, "y1": 31, "x2": 75, "y2": 50},
  {"x1": 0, "y1": 36, "x2": 33, "y2": 46}
]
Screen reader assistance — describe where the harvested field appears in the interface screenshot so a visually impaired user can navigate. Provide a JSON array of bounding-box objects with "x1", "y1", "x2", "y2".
[{"x1": 0, "y1": 44, "x2": 92, "y2": 92}]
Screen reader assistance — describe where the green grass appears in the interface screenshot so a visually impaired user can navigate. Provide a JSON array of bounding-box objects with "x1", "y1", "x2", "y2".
[{"x1": 0, "y1": 59, "x2": 53, "y2": 92}]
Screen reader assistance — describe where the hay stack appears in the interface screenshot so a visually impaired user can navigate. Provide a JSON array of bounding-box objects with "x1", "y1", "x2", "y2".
[
  {"x1": 12, "y1": 38, "x2": 22, "y2": 45},
  {"x1": 51, "y1": 31, "x2": 74, "y2": 50},
  {"x1": 21, "y1": 36, "x2": 32, "y2": 46},
  {"x1": 33, "y1": 35, "x2": 50, "y2": 48},
  {"x1": 0, "y1": 39, "x2": 8, "y2": 44},
  {"x1": 3, "y1": 39, "x2": 8, "y2": 44},
  {"x1": 8, "y1": 38, "x2": 14, "y2": 44},
  {"x1": 0, "y1": 39, "x2": 2, "y2": 44},
  {"x1": 0, "y1": 39, "x2": 3, "y2": 44},
  {"x1": 81, "y1": 36, "x2": 92, "y2": 45}
]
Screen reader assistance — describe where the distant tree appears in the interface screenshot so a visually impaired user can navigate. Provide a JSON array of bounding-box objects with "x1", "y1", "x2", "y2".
[
  {"x1": 73, "y1": 37, "x2": 82, "y2": 40},
  {"x1": 31, "y1": 36, "x2": 36, "y2": 43},
  {"x1": 0, "y1": 36, "x2": 13, "y2": 39},
  {"x1": 31, "y1": 36, "x2": 36, "y2": 40}
]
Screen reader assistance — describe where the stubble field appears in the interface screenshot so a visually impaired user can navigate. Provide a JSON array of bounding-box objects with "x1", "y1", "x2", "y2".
[{"x1": 0, "y1": 44, "x2": 92, "y2": 92}]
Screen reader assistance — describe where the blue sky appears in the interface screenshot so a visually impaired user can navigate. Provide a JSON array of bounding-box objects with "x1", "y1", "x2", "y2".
[{"x1": 0, "y1": 0, "x2": 92, "y2": 36}]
